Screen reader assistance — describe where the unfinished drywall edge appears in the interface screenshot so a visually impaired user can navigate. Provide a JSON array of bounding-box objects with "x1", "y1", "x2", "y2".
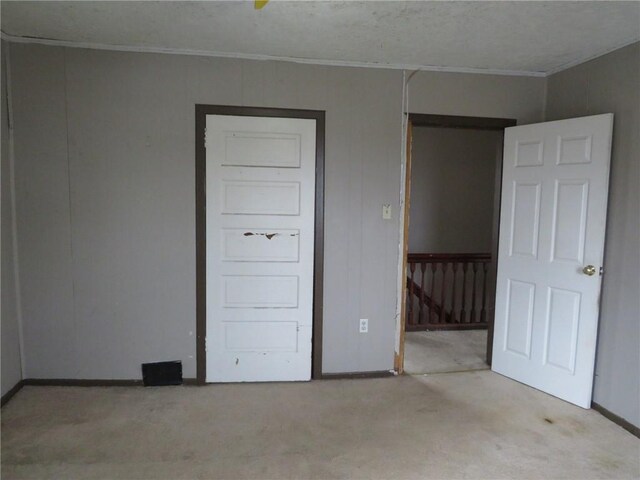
[
  {"x1": 394, "y1": 70, "x2": 420, "y2": 372},
  {"x1": 394, "y1": 71, "x2": 408, "y2": 371}
]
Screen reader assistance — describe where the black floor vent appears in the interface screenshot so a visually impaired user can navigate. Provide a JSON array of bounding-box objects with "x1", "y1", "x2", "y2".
[{"x1": 142, "y1": 360, "x2": 183, "y2": 386}]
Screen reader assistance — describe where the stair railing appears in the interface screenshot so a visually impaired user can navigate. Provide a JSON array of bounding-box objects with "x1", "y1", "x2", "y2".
[{"x1": 406, "y1": 253, "x2": 491, "y2": 331}]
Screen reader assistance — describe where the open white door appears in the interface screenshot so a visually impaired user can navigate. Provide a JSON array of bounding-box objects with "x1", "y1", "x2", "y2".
[
  {"x1": 206, "y1": 115, "x2": 316, "y2": 382},
  {"x1": 492, "y1": 114, "x2": 613, "y2": 408}
]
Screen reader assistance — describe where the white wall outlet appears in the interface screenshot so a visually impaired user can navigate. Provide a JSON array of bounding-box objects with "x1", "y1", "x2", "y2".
[
  {"x1": 382, "y1": 204, "x2": 392, "y2": 220},
  {"x1": 359, "y1": 318, "x2": 369, "y2": 333}
]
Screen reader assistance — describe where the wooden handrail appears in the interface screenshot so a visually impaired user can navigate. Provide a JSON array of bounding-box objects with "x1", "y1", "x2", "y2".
[{"x1": 408, "y1": 253, "x2": 491, "y2": 262}]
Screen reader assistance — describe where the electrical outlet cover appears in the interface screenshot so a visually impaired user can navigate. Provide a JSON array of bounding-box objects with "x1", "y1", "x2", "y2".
[{"x1": 359, "y1": 318, "x2": 368, "y2": 333}]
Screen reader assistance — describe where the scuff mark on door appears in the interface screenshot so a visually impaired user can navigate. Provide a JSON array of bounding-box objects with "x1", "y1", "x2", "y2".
[{"x1": 243, "y1": 232, "x2": 280, "y2": 240}]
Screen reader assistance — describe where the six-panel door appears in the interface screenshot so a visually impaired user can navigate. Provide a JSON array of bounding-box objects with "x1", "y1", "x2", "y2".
[{"x1": 492, "y1": 114, "x2": 613, "y2": 408}]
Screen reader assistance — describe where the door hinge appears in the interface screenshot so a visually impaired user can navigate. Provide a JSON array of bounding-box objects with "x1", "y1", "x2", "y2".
[{"x1": 204, "y1": 128, "x2": 208, "y2": 149}]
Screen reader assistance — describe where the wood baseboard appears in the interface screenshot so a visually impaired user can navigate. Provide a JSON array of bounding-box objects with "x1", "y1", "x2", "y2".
[
  {"x1": 1, "y1": 377, "x2": 201, "y2": 407},
  {"x1": 321, "y1": 370, "x2": 395, "y2": 380},
  {"x1": 2, "y1": 372, "x2": 394, "y2": 407},
  {"x1": 23, "y1": 378, "x2": 199, "y2": 387},
  {"x1": 1, "y1": 379, "x2": 25, "y2": 407},
  {"x1": 23, "y1": 378, "x2": 144, "y2": 387},
  {"x1": 0, "y1": 377, "x2": 201, "y2": 408},
  {"x1": 592, "y1": 402, "x2": 640, "y2": 438}
]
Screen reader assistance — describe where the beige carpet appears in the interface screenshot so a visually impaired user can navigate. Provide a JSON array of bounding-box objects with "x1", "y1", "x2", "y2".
[
  {"x1": 2, "y1": 371, "x2": 639, "y2": 479},
  {"x1": 404, "y1": 330, "x2": 488, "y2": 374}
]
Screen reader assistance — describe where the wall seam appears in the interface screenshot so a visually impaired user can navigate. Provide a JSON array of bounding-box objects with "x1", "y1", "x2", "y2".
[
  {"x1": 542, "y1": 71, "x2": 549, "y2": 121},
  {"x1": 5, "y1": 42, "x2": 27, "y2": 378},
  {"x1": 62, "y1": 47, "x2": 80, "y2": 378}
]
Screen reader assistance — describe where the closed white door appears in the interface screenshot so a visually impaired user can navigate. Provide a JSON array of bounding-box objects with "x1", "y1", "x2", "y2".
[
  {"x1": 492, "y1": 114, "x2": 613, "y2": 408},
  {"x1": 206, "y1": 115, "x2": 316, "y2": 382}
]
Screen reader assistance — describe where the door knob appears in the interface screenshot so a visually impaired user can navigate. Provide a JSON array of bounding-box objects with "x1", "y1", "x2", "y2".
[{"x1": 583, "y1": 265, "x2": 597, "y2": 276}]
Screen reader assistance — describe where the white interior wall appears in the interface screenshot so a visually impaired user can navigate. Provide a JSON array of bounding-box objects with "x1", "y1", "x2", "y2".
[
  {"x1": 5, "y1": 42, "x2": 545, "y2": 379},
  {"x1": 407, "y1": 72, "x2": 544, "y2": 122},
  {"x1": 546, "y1": 42, "x2": 640, "y2": 428},
  {"x1": 408, "y1": 127, "x2": 501, "y2": 254}
]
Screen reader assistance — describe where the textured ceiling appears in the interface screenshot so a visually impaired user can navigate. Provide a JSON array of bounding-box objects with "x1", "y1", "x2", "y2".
[{"x1": 1, "y1": 1, "x2": 639, "y2": 75}]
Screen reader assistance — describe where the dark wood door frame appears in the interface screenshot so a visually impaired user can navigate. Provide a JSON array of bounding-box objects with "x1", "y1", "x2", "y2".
[
  {"x1": 399, "y1": 113, "x2": 516, "y2": 370},
  {"x1": 195, "y1": 105, "x2": 325, "y2": 384}
]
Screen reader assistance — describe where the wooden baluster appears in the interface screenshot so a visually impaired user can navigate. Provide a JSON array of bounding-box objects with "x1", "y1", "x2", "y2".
[
  {"x1": 419, "y1": 262, "x2": 426, "y2": 324},
  {"x1": 429, "y1": 263, "x2": 436, "y2": 325},
  {"x1": 406, "y1": 253, "x2": 491, "y2": 328},
  {"x1": 451, "y1": 262, "x2": 458, "y2": 323},
  {"x1": 460, "y1": 262, "x2": 468, "y2": 323},
  {"x1": 440, "y1": 262, "x2": 447, "y2": 324},
  {"x1": 471, "y1": 262, "x2": 479, "y2": 323},
  {"x1": 405, "y1": 277, "x2": 410, "y2": 328},
  {"x1": 481, "y1": 260, "x2": 489, "y2": 324},
  {"x1": 408, "y1": 262, "x2": 416, "y2": 326}
]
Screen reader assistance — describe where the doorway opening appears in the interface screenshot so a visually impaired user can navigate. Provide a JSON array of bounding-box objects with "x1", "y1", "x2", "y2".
[{"x1": 399, "y1": 114, "x2": 516, "y2": 375}]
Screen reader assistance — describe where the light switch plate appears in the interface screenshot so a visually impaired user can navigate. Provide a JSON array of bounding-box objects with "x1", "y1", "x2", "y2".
[{"x1": 382, "y1": 204, "x2": 392, "y2": 220}]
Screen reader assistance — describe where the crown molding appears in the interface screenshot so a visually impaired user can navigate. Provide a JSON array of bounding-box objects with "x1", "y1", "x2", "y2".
[
  {"x1": 545, "y1": 38, "x2": 639, "y2": 76},
  {"x1": 0, "y1": 31, "x2": 547, "y2": 78}
]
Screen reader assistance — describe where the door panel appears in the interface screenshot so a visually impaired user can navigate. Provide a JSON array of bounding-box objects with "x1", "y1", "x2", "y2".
[
  {"x1": 504, "y1": 279, "x2": 535, "y2": 358},
  {"x1": 222, "y1": 132, "x2": 301, "y2": 168},
  {"x1": 492, "y1": 114, "x2": 613, "y2": 408},
  {"x1": 221, "y1": 180, "x2": 301, "y2": 215},
  {"x1": 543, "y1": 287, "x2": 580, "y2": 373},
  {"x1": 222, "y1": 228, "x2": 300, "y2": 262},
  {"x1": 550, "y1": 180, "x2": 589, "y2": 263},
  {"x1": 206, "y1": 115, "x2": 316, "y2": 382},
  {"x1": 509, "y1": 182, "x2": 541, "y2": 257}
]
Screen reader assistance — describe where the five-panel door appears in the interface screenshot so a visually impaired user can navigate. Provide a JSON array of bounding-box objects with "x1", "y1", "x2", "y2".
[{"x1": 206, "y1": 115, "x2": 316, "y2": 382}]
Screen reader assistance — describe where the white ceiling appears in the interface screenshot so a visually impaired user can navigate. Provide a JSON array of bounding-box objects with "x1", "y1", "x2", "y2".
[{"x1": 2, "y1": 1, "x2": 639, "y2": 76}]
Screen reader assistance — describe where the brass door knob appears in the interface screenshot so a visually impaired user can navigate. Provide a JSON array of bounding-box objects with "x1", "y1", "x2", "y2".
[{"x1": 583, "y1": 265, "x2": 597, "y2": 276}]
